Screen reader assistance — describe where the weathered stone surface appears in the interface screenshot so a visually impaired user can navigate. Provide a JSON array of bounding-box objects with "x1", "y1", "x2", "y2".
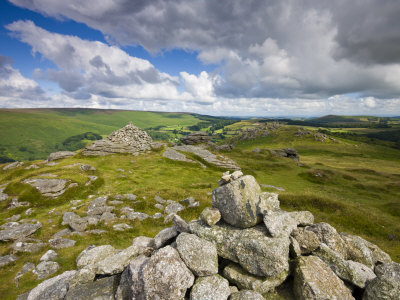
[
  {"x1": 155, "y1": 195, "x2": 167, "y2": 204},
  {"x1": 15, "y1": 262, "x2": 35, "y2": 286},
  {"x1": 154, "y1": 227, "x2": 178, "y2": 249},
  {"x1": 163, "y1": 148, "x2": 196, "y2": 163},
  {"x1": 314, "y1": 243, "x2": 376, "y2": 288},
  {"x1": 341, "y1": 233, "x2": 392, "y2": 267},
  {"x1": 49, "y1": 238, "x2": 76, "y2": 249},
  {"x1": 23, "y1": 178, "x2": 69, "y2": 197},
  {"x1": 0, "y1": 254, "x2": 17, "y2": 267},
  {"x1": 293, "y1": 256, "x2": 354, "y2": 300},
  {"x1": 132, "y1": 236, "x2": 154, "y2": 252},
  {"x1": 66, "y1": 274, "x2": 120, "y2": 300},
  {"x1": 258, "y1": 192, "x2": 280, "y2": 214},
  {"x1": 78, "y1": 164, "x2": 96, "y2": 172},
  {"x1": 200, "y1": 207, "x2": 221, "y2": 226},
  {"x1": 129, "y1": 246, "x2": 194, "y2": 300},
  {"x1": 223, "y1": 263, "x2": 288, "y2": 294},
  {"x1": 0, "y1": 222, "x2": 41, "y2": 241},
  {"x1": 53, "y1": 228, "x2": 71, "y2": 238},
  {"x1": 26, "y1": 270, "x2": 76, "y2": 300},
  {"x1": 100, "y1": 211, "x2": 117, "y2": 223},
  {"x1": 126, "y1": 211, "x2": 149, "y2": 221},
  {"x1": 363, "y1": 262, "x2": 400, "y2": 300},
  {"x1": 87, "y1": 196, "x2": 113, "y2": 216},
  {"x1": 11, "y1": 240, "x2": 46, "y2": 253},
  {"x1": 113, "y1": 223, "x2": 132, "y2": 231},
  {"x1": 40, "y1": 250, "x2": 58, "y2": 262},
  {"x1": 48, "y1": 151, "x2": 75, "y2": 161},
  {"x1": 62, "y1": 212, "x2": 87, "y2": 232},
  {"x1": 164, "y1": 202, "x2": 184, "y2": 215},
  {"x1": 6, "y1": 214, "x2": 21, "y2": 221},
  {"x1": 190, "y1": 274, "x2": 230, "y2": 300},
  {"x1": 0, "y1": 187, "x2": 9, "y2": 201},
  {"x1": 3, "y1": 161, "x2": 24, "y2": 170},
  {"x1": 176, "y1": 233, "x2": 218, "y2": 276},
  {"x1": 263, "y1": 210, "x2": 314, "y2": 237},
  {"x1": 33, "y1": 261, "x2": 60, "y2": 280},
  {"x1": 291, "y1": 227, "x2": 320, "y2": 255},
  {"x1": 306, "y1": 222, "x2": 347, "y2": 258},
  {"x1": 230, "y1": 290, "x2": 265, "y2": 300},
  {"x1": 76, "y1": 245, "x2": 116, "y2": 269},
  {"x1": 180, "y1": 131, "x2": 211, "y2": 145},
  {"x1": 190, "y1": 221, "x2": 289, "y2": 277},
  {"x1": 174, "y1": 144, "x2": 240, "y2": 170},
  {"x1": 124, "y1": 193, "x2": 137, "y2": 201},
  {"x1": 172, "y1": 214, "x2": 190, "y2": 233},
  {"x1": 83, "y1": 123, "x2": 152, "y2": 156},
  {"x1": 212, "y1": 175, "x2": 264, "y2": 228}
]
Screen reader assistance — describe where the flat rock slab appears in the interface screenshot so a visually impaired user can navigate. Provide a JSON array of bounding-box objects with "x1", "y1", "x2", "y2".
[
  {"x1": 163, "y1": 148, "x2": 197, "y2": 164},
  {"x1": 49, "y1": 238, "x2": 76, "y2": 249},
  {"x1": 0, "y1": 222, "x2": 41, "y2": 241},
  {"x1": 173, "y1": 145, "x2": 240, "y2": 170},
  {"x1": 48, "y1": 151, "x2": 75, "y2": 161},
  {"x1": 23, "y1": 178, "x2": 69, "y2": 198},
  {"x1": 0, "y1": 254, "x2": 18, "y2": 267},
  {"x1": 65, "y1": 274, "x2": 120, "y2": 300}
]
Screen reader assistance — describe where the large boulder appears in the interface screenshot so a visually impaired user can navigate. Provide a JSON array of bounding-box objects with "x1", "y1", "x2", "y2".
[
  {"x1": 0, "y1": 222, "x2": 41, "y2": 241},
  {"x1": 23, "y1": 178, "x2": 69, "y2": 198},
  {"x1": 263, "y1": 210, "x2": 314, "y2": 237},
  {"x1": 363, "y1": 262, "x2": 400, "y2": 300},
  {"x1": 293, "y1": 256, "x2": 354, "y2": 300},
  {"x1": 189, "y1": 220, "x2": 290, "y2": 277},
  {"x1": 176, "y1": 233, "x2": 218, "y2": 276},
  {"x1": 180, "y1": 131, "x2": 211, "y2": 145},
  {"x1": 212, "y1": 175, "x2": 265, "y2": 228},
  {"x1": 190, "y1": 275, "x2": 230, "y2": 300},
  {"x1": 128, "y1": 246, "x2": 194, "y2": 300}
]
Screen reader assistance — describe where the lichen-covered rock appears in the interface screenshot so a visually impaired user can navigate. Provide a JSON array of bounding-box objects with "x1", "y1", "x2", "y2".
[
  {"x1": 62, "y1": 212, "x2": 87, "y2": 232},
  {"x1": 363, "y1": 262, "x2": 400, "y2": 300},
  {"x1": 293, "y1": 256, "x2": 354, "y2": 300},
  {"x1": 48, "y1": 151, "x2": 75, "y2": 161},
  {"x1": 230, "y1": 290, "x2": 265, "y2": 300},
  {"x1": 164, "y1": 202, "x2": 185, "y2": 215},
  {"x1": 306, "y1": 222, "x2": 347, "y2": 258},
  {"x1": 129, "y1": 246, "x2": 194, "y2": 300},
  {"x1": 176, "y1": 233, "x2": 218, "y2": 276},
  {"x1": 40, "y1": 250, "x2": 58, "y2": 262},
  {"x1": 126, "y1": 211, "x2": 149, "y2": 221},
  {"x1": 49, "y1": 238, "x2": 76, "y2": 249},
  {"x1": 189, "y1": 220, "x2": 289, "y2": 277},
  {"x1": 313, "y1": 243, "x2": 376, "y2": 288},
  {"x1": 3, "y1": 161, "x2": 24, "y2": 170},
  {"x1": 291, "y1": 227, "x2": 320, "y2": 255},
  {"x1": 33, "y1": 261, "x2": 60, "y2": 280},
  {"x1": 0, "y1": 254, "x2": 17, "y2": 267},
  {"x1": 11, "y1": 240, "x2": 46, "y2": 253},
  {"x1": 87, "y1": 196, "x2": 112, "y2": 216},
  {"x1": 180, "y1": 131, "x2": 211, "y2": 145},
  {"x1": 263, "y1": 210, "x2": 313, "y2": 237},
  {"x1": 76, "y1": 245, "x2": 116, "y2": 269},
  {"x1": 257, "y1": 192, "x2": 280, "y2": 214},
  {"x1": 200, "y1": 207, "x2": 221, "y2": 226},
  {"x1": 26, "y1": 270, "x2": 76, "y2": 300},
  {"x1": 0, "y1": 222, "x2": 42, "y2": 241},
  {"x1": 172, "y1": 214, "x2": 190, "y2": 233},
  {"x1": 163, "y1": 148, "x2": 197, "y2": 164},
  {"x1": 78, "y1": 164, "x2": 96, "y2": 172},
  {"x1": 65, "y1": 274, "x2": 120, "y2": 300},
  {"x1": 23, "y1": 178, "x2": 69, "y2": 198},
  {"x1": 223, "y1": 263, "x2": 288, "y2": 294},
  {"x1": 190, "y1": 275, "x2": 230, "y2": 300},
  {"x1": 212, "y1": 175, "x2": 263, "y2": 228},
  {"x1": 153, "y1": 227, "x2": 178, "y2": 249}
]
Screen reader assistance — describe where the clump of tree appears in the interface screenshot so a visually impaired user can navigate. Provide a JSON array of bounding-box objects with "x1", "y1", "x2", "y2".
[{"x1": 59, "y1": 132, "x2": 102, "y2": 151}]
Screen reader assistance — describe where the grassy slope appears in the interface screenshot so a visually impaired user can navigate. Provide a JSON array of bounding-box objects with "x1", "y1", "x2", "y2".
[{"x1": 0, "y1": 109, "x2": 199, "y2": 161}]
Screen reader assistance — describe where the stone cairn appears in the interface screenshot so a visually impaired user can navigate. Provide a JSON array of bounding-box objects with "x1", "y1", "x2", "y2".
[
  {"x1": 82, "y1": 123, "x2": 153, "y2": 156},
  {"x1": 21, "y1": 173, "x2": 399, "y2": 300}
]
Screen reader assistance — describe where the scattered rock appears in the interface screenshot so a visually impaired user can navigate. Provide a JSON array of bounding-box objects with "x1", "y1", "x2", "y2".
[
  {"x1": 154, "y1": 203, "x2": 164, "y2": 210},
  {"x1": 14, "y1": 262, "x2": 35, "y2": 286},
  {"x1": 3, "y1": 161, "x2": 24, "y2": 170},
  {"x1": 270, "y1": 148, "x2": 299, "y2": 161},
  {"x1": 172, "y1": 214, "x2": 190, "y2": 233},
  {"x1": 49, "y1": 238, "x2": 76, "y2": 249},
  {"x1": 6, "y1": 214, "x2": 21, "y2": 222},
  {"x1": 0, "y1": 222, "x2": 41, "y2": 241},
  {"x1": 23, "y1": 178, "x2": 70, "y2": 198},
  {"x1": 176, "y1": 233, "x2": 218, "y2": 276},
  {"x1": 190, "y1": 274, "x2": 230, "y2": 300},
  {"x1": 10, "y1": 240, "x2": 46, "y2": 253},
  {"x1": 152, "y1": 212, "x2": 163, "y2": 219},
  {"x1": 62, "y1": 212, "x2": 88, "y2": 232},
  {"x1": 124, "y1": 194, "x2": 137, "y2": 201},
  {"x1": 76, "y1": 245, "x2": 117, "y2": 269},
  {"x1": 109, "y1": 200, "x2": 123, "y2": 205},
  {"x1": 126, "y1": 211, "x2": 149, "y2": 221},
  {"x1": 66, "y1": 274, "x2": 120, "y2": 300},
  {"x1": 48, "y1": 151, "x2": 75, "y2": 161},
  {"x1": 154, "y1": 227, "x2": 178, "y2": 249},
  {"x1": 363, "y1": 262, "x2": 400, "y2": 300},
  {"x1": 291, "y1": 227, "x2": 320, "y2": 255},
  {"x1": 87, "y1": 196, "x2": 113, "y2": 216},
  {"x1": 100, "y1": 211, "x2": 117, "y2": 223},
  {"x1": 0, "y1": 187, "x2": 9, "y2": 201},
  {"x1": 263, "y1": 210, "x2": 314, "y2": 237},
  {"x1": 33, "y1": 261, "x2": 60, "y2": 280},
  {"x1": 200, "y1": 207, "x2": 221, "y2": 226},
  {"x1": 40, "y1": 250, "x2": 58, "y2": 262},
  {"x1": 181, "y1": 196, "x2": 196, "y2": 206},
  {"x1": 113, "y1": 223, "x2": 132, "y2": 231},
  {"x1": 79, "y1": 164, "x2": 96, "y2": 171},
  {"x1": 293, "y1": 255, "x2": 354, "y2": 300},
  {"x1": 164, "y1": 202, "x2": 185, "y2": 215},
  {"x1": 25, "y1": 164, "x2": 39, "y2": 170},
  {"x1": 0, "y1": 254, "x2": 17, "y2": 267}
]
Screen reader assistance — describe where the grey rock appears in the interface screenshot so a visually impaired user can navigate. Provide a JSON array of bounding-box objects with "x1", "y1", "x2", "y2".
[
  {"x1": 78, "y1": 164, "x2": 96, "y2": 171},
  {"x1": 306, "y1": 222, "x2": 348, "y2": 258},
  {"x1": 6, "y1": 214, "x2": 21, "y2": 222},
  {"x1": 87, "y1": 196, "x2": 113, "y2": 216},
  {"x1": 113, "y1": 223, "x2": 132, "y2": 231},
  {"x1": 0, "y1": 222, "x2": 41, "y2": 241},
  {"x1": 154, "y1": 203, "x2": 164, "y2": 210},
  {"x1": 0, "y1": 254, "x2": 17, "y2": 267},
  {"x1": 0, "y1": 187, "x2": 9, "y2": 201},
  {"x1": 126, "y1": 211, "x2": 149, "y2": 221},
  {"x1": 154, "y1": 227, "x2": 178, "y2": 249},
  {"x1": 189, "y1": 221, "x2": 290, "y2": 277},
  {"x1": 152, "y1": 212, "x2": 163, "y2": 219},
  {"x1": 230, "y1": 290, "x2": 265, "y2": 300},
  {"x1": 76, "y1": 245, "x2": 117, "y2": 269},
  {"x1": 129, "y1": 246, "x2": 194, "y2": 300},
  {"x1": 200, "y1": 207, "x2": 221, "y2": 226},
  {"x1": 132, "y1": 236, "x2": 155, "y2": 252},
  {"x1": 212, "y1": 175, "x2": 263, "y2": 228},
  {"x1": 124, "y1": 193, "x2": 137, "y2": 201},
  {"x1": 23, "y1": 178, "x2": 69, "y2": 198},
  {"x1": 154, "y1": 195, "x2": 166, "y2": 204},
  {"x1": 176, "y1": 233, "x2": 218, "y2": 276},
  {"x1": 164, "y1": 202, "x2": 185, "y2": 215},
  {"x1": 15, "y1": 262, "x2": 35, "y2": 286},
  {"x1": 100, "y1": 211, "x2": 117, "y2": 223},
  {"x1": 48, "y1": 151, "x2": 75, "y2": 161},
  {"x1": 263, "y1": 210, "x2": 314, "y2": 237},
  {"x1": 109, "y1": 200, "x2": 123, "y2": 205},
  {"x1": 291, "y1": 227, "x2": 320, "y2": 255},
  {"x1": 293, "y1": 255, "x2": 354, "y2": 300},
  {"x1": 163, "y1": 148, "x2": 197, "y2": 163},
  {"x1": 25, "y1": 208, "x2": 34, "y2": 216},
  {"x1": 223, "y1": 262, "x2": 288, "y2": 294},
  {"x1": 66, "y1": 274, "x2": 120, "y2": 300},
  {"x1": 11, "y1": 240, "x2": 46, "y2": 253},
  {"x1": 26, "y1": 270, "x2": 76, "y2": 300},
  {"x1": 53, "y1": 228, "x2": 71, "y2": 238},
  {"x1": 314, "y1": 243, "x2": 376, "y2": 288},
  {"x1": 33, "y1": 261, "x2": 60, "y2": 280},
  {"x1": 260, "y1": 184, "x2": 285, "y2": 191},
  {"x1": 181, "y1": 196, "x2": 196, "y2": 206},
  {"x1": 180, "y1": 131, "x2": 211, "y2": 145},
  {"x1": 49, "y1": 238, "x2": 76, "y2": 249},
  {"x1": 40, "y1": 250, "x2": 58, "y2": 262},
  {"x1": 3, "y1": 161, "x2": 24, "y2": 170},
  {"x1": 188, "y1": 201, "x2": 200, "y2": 208},
  {"x1": 62, "y1": 212, "x2": 87, "y2": 232},
  {"x1": 190, "y1": 275, "x2": 230, "y2": 300},
  {"x1": 363, "y1": 262, "x2": 400, "y2": 300},
  {"x1": 172, "y1": 214, "x2": 190, "y2": 233}
]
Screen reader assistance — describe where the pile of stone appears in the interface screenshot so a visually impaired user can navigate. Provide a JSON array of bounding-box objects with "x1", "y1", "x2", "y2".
[
  {"x1": 180, "y1": 131, "x2": 211, "y2": 145},
  {"x1": 82, "y1": 123, "x2": 153, "y2": 156},
  {"x1": 20, "y1": 173, "x2": 398, "y2": 300}
]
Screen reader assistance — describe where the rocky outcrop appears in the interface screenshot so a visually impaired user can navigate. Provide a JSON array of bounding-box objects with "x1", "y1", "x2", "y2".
[
  {"x1": 83, "y1": 122, "x2": 152, "y2": 156},
  {"x1": 0, "y1": 222, "x2": 41, "y2": 241},
  {"x1": 20, "y1": 173, "x2": 396, "y2": 300},
  {"x1": 23, "y1": 178, "x2": 70, "y2": 198},
  {"x1": 47, "y1": 151, "x2": 75, "y2": 161},
  {"x1": 180, "y1": 131, "x2": 211, "y2": 145}
]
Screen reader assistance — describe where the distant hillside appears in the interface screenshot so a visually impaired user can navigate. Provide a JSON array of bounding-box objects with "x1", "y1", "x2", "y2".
[{"x1": 0, "y1": 108, "x2": 223, "y2": 161}]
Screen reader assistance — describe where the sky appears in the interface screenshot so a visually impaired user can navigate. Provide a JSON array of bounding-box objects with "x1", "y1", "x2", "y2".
[{"x1": 1, "y1": 0, "x2": 400, "y2": 117}]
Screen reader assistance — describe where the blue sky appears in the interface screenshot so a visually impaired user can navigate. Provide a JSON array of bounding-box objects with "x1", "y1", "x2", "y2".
[{"x1": 1, "y1": 0, "x2": 400, "y2": 116}]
